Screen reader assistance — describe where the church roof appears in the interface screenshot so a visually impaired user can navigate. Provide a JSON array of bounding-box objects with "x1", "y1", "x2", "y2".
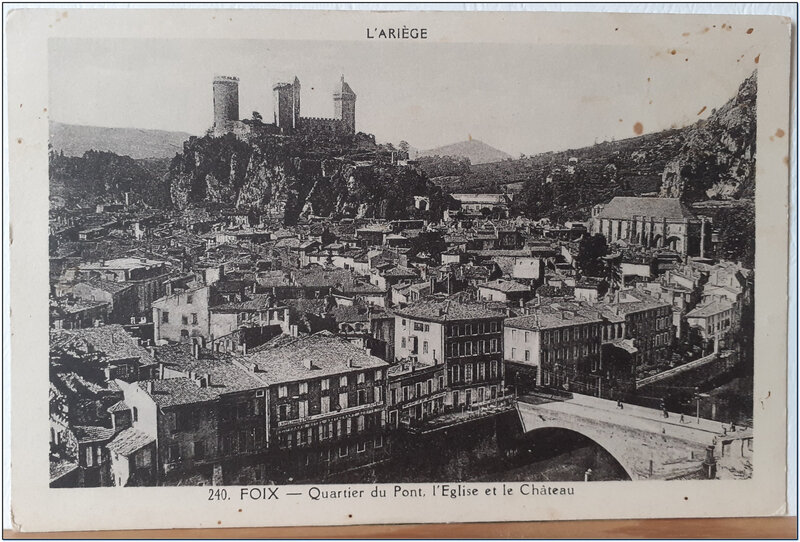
[{"x1": 595, "y1": 197, "x2": 696, "y2": 221}]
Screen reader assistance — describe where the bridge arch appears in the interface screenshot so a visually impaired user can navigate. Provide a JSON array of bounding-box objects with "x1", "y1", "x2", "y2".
[{"x1": 522, "y1": 425, "x2": 636, "y2": 481}]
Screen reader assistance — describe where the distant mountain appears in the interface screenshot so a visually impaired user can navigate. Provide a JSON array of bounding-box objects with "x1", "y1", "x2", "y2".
[
  {"x1": 49, "y1": 122, "x2": 193, "y2": 159},
  {"x1": 419, "y1": 139, "x2": 512, "y2": 165}
]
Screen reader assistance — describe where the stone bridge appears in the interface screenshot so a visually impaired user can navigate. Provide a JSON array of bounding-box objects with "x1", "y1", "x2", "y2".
[{"x1": 516, "y1": 393, "x2": 747, "y2": 480}]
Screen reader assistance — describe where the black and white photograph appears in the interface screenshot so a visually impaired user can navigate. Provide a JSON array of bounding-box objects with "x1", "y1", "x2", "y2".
[{"x1": 6, "y1": 6, "x2": 792, "y2": 533}]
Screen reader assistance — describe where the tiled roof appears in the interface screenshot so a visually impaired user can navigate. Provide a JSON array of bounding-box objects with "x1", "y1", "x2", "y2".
[
  {"x1": 236, "y1": 331, "x2": 388, "y2": 385},
  {"x1": 50, "y1": 458, "x2": 79, "y2": 482},
  {"x1": 107, "y1": 427, "x2": 155, "y2": 456},
  {"x1": 50, "y1": 324, "x2": 156, "y2": 364},
  {"x1": 106, "y1": 400, "x2": 129, "y2": 413},
  {"x1": 73, "y1": 425, "x2": 116, "y2": 443},
  {"x1": 382, "y1": 266, "x2": 418, "y2": 277},
  {"x1": 479, "y1": 279, "x2": 529, "y2": 293},
  {"x1": 394, "y1": 295, "x2": 505, "y2": 323},
  {"x1": 686, "y1": 300, "x2": 734, "y2": 318},
  {"x1": 211, "y1": 295, "x2": 285, "y2": 313},
  {"x1": 595, "y1": 197, "x2": 696, "y2": 220},
  {"x1": 506, "y1": 305, "x2": 602, "y2": 331},
  {"x1": 74, "y1": 279, "x2": 134, "y2": 295}
]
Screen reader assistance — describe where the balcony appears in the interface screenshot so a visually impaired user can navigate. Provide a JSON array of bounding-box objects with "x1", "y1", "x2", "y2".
[{"x1": 276, "y1": 401, "x2": 385, "y2": 430}]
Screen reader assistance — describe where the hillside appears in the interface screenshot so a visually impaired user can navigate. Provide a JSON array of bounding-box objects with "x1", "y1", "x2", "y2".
[
  {"x1": 166, "y1": 131, "x2": 452, "y2": 225},
  {"x1": 419, "y1": 139, "x2": 512, "y2": 165},
  {"x1": 50, "y1": 122, "x2": 194, "y2": 160},
  {"x1": 440, "y1": 71, "x2": 757, "y2": 222},
  {"x1": 49, "y1": 150, "x2": 172, "y2": 209}
]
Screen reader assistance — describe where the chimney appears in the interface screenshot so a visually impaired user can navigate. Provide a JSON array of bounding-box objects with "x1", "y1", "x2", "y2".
[
  {"x1": 165, "y1": 282, "x2": 173, "y2": 296},
  {"x1": 192, "y1": 342, "x2": 201, "y2": 359},
  {"x1": 348, "y1": 358, "x2": 355, "y2": 368},
  {"x1": 158, "y1": 362, "x2": 165, "y2": 379},
  {"x1": 145, "y1": 381, "x2": 154, "y2": 394},
  {"x1": 205, "y1": 373, "x2": 212, "y2": 386},
  {"x1": 290, "y1": 324, "x2": 299, "y2": 337},
  {"x1": 364, "y1": 347, "x2": 371, "y2": 357},
  {"x1": 249, "y1": 362, "x2": 258, "y2": 373},
  {"x1": 303, "y1": 358, "x2": 314, "y2": 370}
]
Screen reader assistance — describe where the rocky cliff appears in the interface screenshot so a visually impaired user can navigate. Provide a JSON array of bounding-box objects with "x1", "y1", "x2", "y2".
[
  {"x1": 660, "y1": 72, "x2": 757, "y2": 202},
  {"x1": 166, "y1": 132, "x2": 451, "y2": 224}
]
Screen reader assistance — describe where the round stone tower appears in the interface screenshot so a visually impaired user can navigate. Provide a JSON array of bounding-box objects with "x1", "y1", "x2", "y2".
[{"x1": 213, "y1": 76, "x2": 240, "y2": 135}]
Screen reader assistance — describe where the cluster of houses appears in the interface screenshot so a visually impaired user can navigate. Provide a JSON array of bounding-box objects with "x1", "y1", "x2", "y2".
[{"x1": 49, "y1": 194, "x2": 751, "y2": 487}]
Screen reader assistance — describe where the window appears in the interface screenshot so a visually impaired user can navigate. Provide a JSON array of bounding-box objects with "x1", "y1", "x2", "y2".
[
  {"x1": 278, "y1": 404, "x2": 289, "y2": 421},
  {"x1": 401, "y1": 319, "x2": 406, "y2": 327},
  {"x1": 186, "y1": 294, "x2": 193, "y2": 304},
  {"x1": 321, "y1": 379, "x2": 330, "y2": 391},
  {"x1": 525, "y1": 331, "x2": 530, "y2": 343},
  {"x1": 490, "y1": 339, "x2": 498, "y2": 352},
  {"x1": 132, "y1": 406, "x2": 138, "y2": 422},
  {"x1": 465, "y1": 364, "x2": 473, "y2": 382},
  {"x1": 321, "y1": 396, "x2": 330, "y2": 414},
  {"x1": 424, "y1": 324, "x2": 430, "y2": 332},
  {"x1": 401, "y1": 337, "x2": 407, "y2": 349},
  {"x1": 298, "y1": 401, "x2": 308, "y2": 418},
  {"x1": 357, "y1": 373, "x2": 365, "y2": 384},
  {"x1": 390, "y1": 388, "x2": 397, "y2": 406},
  {"x1": 339, "y1": 392, "x2": 349, "y2": 409},
  {"x1": 339, "y1": 445, "x2": 349, "y2": 457},
  {"x1": 168, "y1": 444, "x2": 180, "y2": 463},
  {"x1": 375, "y1": 369, "x2": 383, "y2": 381},
  {"x1": 299, "y1": 382, "x2": 308, "y2": 394},
  {"x1": 357, "y1": 441, "x2": 366, "y2": 453},
  {"x1": 191, "y1": 313, "x2": 198, "y2": 325},
  {"x1": 414, "y1": 322, "x2": 424, "y2": 331},
  {"x1": 278, "y1": 385, "x2": 288, "y2": 398},
  {"x1": 161, "y1": 311, "x2": 169, "y2": 324},
  {"x1": 403, "y1": 386, "x2": 410, "y2": 401},
  {"x1": 415, "y1": 382, "x2": 422, "y2": 397},
  {"x1": 466, "y1": 324, "x2": 473, "y2": 335},
  {"x1": 511, "y1": 329, "x2": 517, "y2": 339},
  {"x1": 439, "y1": 375, "x2": 445, "y2": 390},
  {"x1": 181, "y1": 315, "x2": 189, "y2": 325},
  {"x1": 374, "y1": 435, "x2": 383, "y2": 448},
  {"x1": 423, "y1": 341, "x2": 429, "y2": 354},
  {"x1": 357, "y1": 415, "x2": 365, "y2": 432},
  {"x1": 490, "y1": 360, "x2": 498, "y2": 378},
  {"x1": 340, "y1": 375, "x2": 348, "y2": 387},
  {"x1": 524, "y1": 350, "x2": 531, "y2": 362},
  {"x1": 511, "y1": 347, "x2": 516, "y2": 359},
  {"x1": 194, "y1": 440, "x2": 205, "y2": 460},
  {"x1": 478, "y1": 362, "x2": 486, "y2": 380},
  {"x1": 490, "y1": 321, "x2": 497, "y2": 332}
]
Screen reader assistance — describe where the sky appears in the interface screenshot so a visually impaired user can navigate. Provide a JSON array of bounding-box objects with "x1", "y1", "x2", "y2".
[{"x1": 49, "y1": 37, "x2": 759, "y2": 157}]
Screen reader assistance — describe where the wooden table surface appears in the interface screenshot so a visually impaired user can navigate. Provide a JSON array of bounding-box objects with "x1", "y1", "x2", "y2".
[{"x1": 4, "y1": 516, "x2": 797, "y2": 539}]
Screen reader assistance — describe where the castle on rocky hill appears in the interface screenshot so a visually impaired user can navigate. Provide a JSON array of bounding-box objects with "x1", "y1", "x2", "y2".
[{"x1": 211, "y1": 75, "x2": 356, "y2": 138}]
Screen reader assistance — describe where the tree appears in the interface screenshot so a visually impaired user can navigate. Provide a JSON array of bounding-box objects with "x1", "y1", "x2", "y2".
[
  {"x1": 252, "y1": 111, "x2": 263, "y2": 122},
  {"x1": 714, "y1": 206, "x2": 755, "y2": 268},
  {"x1": 575, "y1": 234, "x2": 608, "y2": 277},
  {"x1": 603, "y1": 253, "x2": 623, "y2": 291},
  {"x1": 398, "y1": 140, "x2": 410, "y2": 153}
]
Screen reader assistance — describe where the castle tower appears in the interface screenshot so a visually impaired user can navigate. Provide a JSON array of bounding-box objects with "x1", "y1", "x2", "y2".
[
  {"x1": 292, "y1": 77, "x2": 301, "y2": 129},
  {"x1": 273, "y1": 81, "x2": 295, "y2": 132},
  {"x1": 333, "y1": 75, "x2": 356, "y2": 135},
  {"x1": 213, "y1": 76, "x2": 240, "y2": 135}
]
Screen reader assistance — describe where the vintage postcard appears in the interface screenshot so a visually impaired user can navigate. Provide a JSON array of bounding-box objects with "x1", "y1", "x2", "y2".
[{"x1": 6, "y1": 7, "x2": 793, "y2": 533}]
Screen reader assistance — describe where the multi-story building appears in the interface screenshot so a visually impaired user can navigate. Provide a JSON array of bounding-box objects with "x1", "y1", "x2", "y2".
[
  {"x1": 238, "y1": 331, "x2": 389, "y2": 475},
  {"x1": 76, "y1": 257, "x2": 171, "y2": 315},
  {"x1": 595, "y1": 288, "x2": 673, "y2": 377},
  {"x1": 152, "y1": 284, "x2": 214, "y2": 345},
  {"x1": 504, "y1": 302, "x2": 603, "y2": 392},
  {"x1": 393, "y1": 295, "x2": 506, "y2": 409},
  {"x1": 386, "y1": 359, "x2": 446, "y2": 428}
]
